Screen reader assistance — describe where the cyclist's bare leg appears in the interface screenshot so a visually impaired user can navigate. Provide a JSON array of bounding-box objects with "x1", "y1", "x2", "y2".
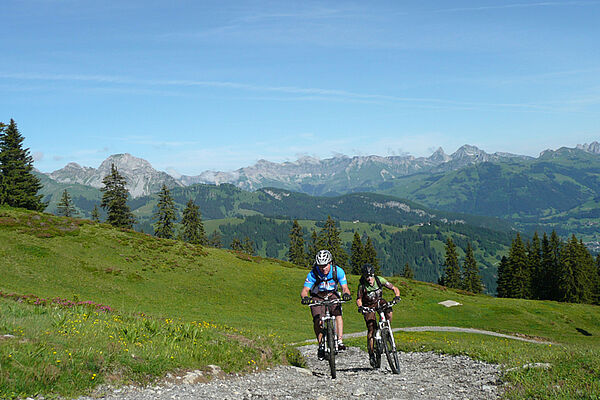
[
  {"x1": 335, "y1": 315, "x2": 343, "y2": 341},
  {"x1": 313, "y1": 316, "x2": 323, "y2": 344},
  {"x1": 366, "y1": 320, "x2": 376, "y2": 353}
]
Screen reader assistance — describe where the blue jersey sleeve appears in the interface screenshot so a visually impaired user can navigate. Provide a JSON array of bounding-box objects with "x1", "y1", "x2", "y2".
[
  {"x1": 304, "y1": 270, "x2": 316, "y2": 288},
  {"x1": 336, "y1": 266, "x2": 348, "y2": 286}
]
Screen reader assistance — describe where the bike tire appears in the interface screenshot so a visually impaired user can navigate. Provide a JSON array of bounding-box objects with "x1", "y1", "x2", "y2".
[
  {"x1": 382, "y1": 329, "x2": 400, "y2": 374},
  {"x1": 374, "y1": 338, "x2": 382, "y2": 368},
  {"x1": 326, "y1": 320, "x2": 336, "y2": 379}
]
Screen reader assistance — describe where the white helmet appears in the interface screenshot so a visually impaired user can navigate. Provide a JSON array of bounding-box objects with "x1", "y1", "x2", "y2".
[{"x1": 315, "y1": 249, "x2": 333, "y2": 266}]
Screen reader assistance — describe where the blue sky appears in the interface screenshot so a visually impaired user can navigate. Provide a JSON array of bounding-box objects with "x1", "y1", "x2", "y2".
[{"x1": 1, "y1": 0, "x2": 599, "y2": 175}]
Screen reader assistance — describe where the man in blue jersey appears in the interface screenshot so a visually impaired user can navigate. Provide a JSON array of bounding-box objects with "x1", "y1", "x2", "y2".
[{"x1": 301, "y1": 249, "x2": 352, "y2": 359}]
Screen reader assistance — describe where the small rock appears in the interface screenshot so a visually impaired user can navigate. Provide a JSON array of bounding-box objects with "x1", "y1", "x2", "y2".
[{"x1": 353, "y1": 388, "x2": 367, "y2": 396}]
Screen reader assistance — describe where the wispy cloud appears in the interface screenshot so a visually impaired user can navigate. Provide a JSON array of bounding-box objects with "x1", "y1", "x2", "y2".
[
  {"x1": 0, "y1": 71, "x2": 577, "y2": 113},
  {"x1": 436, "y1": 1, "x2": 600, "y2": 13}
]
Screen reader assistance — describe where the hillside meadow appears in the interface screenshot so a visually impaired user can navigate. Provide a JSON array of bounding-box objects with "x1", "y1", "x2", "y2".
[{"x1": 1, "y1": 205, "x2": 600, "y2": 399}]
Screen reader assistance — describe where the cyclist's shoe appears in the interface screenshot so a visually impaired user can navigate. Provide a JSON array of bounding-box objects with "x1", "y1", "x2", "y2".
[
  {"x1": 317, "y1": 345, "x2": 326, "y2": 360},
  {"x1": 337, "y1": 340, "x2": 346, "y2": 351},
  {"x1": 369, "y1": 352, "x2": 377, "y2": 368}
]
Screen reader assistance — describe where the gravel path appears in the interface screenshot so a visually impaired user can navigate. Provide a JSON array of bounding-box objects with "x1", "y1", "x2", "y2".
[{"x1": 79, "y1": 345, "x2": 502, "y2": 400}]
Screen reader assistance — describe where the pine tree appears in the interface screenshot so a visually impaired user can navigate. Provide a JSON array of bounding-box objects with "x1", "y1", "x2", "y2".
[
  {"x1": 288, "y1": 220, "x2": 307, "y2": 266},
  {"x1": 462, "y1": 242, "x2": 483, "y2": 293},
  {"x1": 307, "y1": 230, "x2": 318, "y2": 265},
  {"x1": 547, "y1": 231, "x2": 563, "y2": 300},
  {"x1": 507, "y1": 233, "x2": 529, "y2": 298},
  {"x1": 100, "y1": 163, "x2": 135, "y2": 229},
  {"x1": 441, "y1": 236, "x2": 461, "y2": 289},
  {"x1": 363, "y1": 236, "x2": 380, "y2": 274},
  {"x1": 558, "y1": 235, "x2": 596, "y2": 304},
  {"x1": 242, "y1": 236, "x2": 255, "y2": 255},
  {"x1": 350, "y1": 232, "x2": 364, "y2": 275},
  {"x1": 207, "y1": 230, "x2": 222, "y2": 248},
  {"x1": 496, "y1": 256, "x2": 510, "y2": 297},
  {"x1": 56, "y1": 189, "x2": 77, "y2": 217},
  {"x1": 91, "y1": 205, "x2": 100, "y2": 222},
  {"x1": 402, "y1": 262, "x2": 414, "y2": 279},
  {"x1": 528, "y1": 232, "x2": 543, "y2": 299},
  {"x1": 153, "y1": 184, "x2": 176, "y2": 239},
  {"x1": 0, "y1": 119, "x2": 45, "y2": 211},
  {"x1": 181, "y1": 199, "x2": 205, "y2": 244},
  {"x1": 317, "y1": 216, "x2": 348, "y2": 268}
]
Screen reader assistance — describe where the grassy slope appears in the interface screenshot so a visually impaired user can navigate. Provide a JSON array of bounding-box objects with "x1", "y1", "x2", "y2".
[
  {"x1": 2, "y1": 206, "x2": 600, "y2": 398},
  {"x1": 1, "y1": 205, "x2": 596, "y2": 343}
]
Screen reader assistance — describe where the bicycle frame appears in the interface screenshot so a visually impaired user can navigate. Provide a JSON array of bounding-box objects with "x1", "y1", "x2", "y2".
[{"x1": 308, "y1": 297, "x2": 346, "y2": 379}]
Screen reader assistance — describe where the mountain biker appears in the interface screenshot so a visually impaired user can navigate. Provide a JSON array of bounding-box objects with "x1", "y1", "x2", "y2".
[
  {"x1": 300, "y1": 249, "x2": 352, "y2": 359},
  {"x1": 356, "y1": 263, "x2": 401, "y2": 367}
]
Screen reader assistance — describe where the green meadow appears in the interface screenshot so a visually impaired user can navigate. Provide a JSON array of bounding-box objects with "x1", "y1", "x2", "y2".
[{"x1": 1, "y1": 205, "x2": 600, "y2": 399}]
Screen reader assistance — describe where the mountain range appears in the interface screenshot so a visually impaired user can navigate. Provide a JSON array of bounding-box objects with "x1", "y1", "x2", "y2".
[{"x1": 46, "y1": 144, "x2": 541, "y2": 198}]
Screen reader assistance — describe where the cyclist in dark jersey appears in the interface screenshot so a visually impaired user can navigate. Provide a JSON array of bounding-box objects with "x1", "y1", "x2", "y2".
[
  {"x1": 301, "y1": 249, "x2": 352, "y2": 359},
  {"x1": 356, "y1": 263, "x2": 401, "y2": 367}
]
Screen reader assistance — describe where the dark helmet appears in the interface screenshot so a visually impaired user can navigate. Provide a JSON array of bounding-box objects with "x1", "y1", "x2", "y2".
[
  {"x1": 315, "y1": 249, "x2": 333, "y2": 266},
  {"x1": 361, "y1": 263, "x2": 375, "y2": 277}
]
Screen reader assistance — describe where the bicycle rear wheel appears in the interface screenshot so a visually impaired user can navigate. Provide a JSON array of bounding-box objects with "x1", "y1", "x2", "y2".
[
  {"x1": 326, "y1": 320, "x2": 336, "y2": 379},
  {"x1": 382, "y1": 328, "x2": 400, "y2": 374}
]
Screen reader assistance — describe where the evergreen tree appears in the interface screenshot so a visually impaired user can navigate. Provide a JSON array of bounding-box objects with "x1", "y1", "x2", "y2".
[
  {"x1": 496, "y1": 256, "x2": 510, "y2": 297},
  {"x1": 507, "y1": 233, "x2": 529, "y2": 298},
  {"x1": 557, "y1": 235, "x2": 595, "y2": 303},
  {"x1": 441, "y1": 236, "x2": 461, "y2": 289},
  {"x1": 528, "y1": 232, "x2": 543, "y2": 299},
  {"x1": 350, "y1": 232, "x2": 364, "y2": 275},
  {"x1": 56, "y1": 189, "x2": 77, "y2": 217},
  {"x1": 91, "y1": 205, "x2": 100, "y2": 222},
  {"x1": 547, "y1": 231, "x2": 563, "y2": 300},
  {"x1": 317, "y1": 216, "x2": 348, "y2": 268},
  {"x1": 462, "y1": 242, "x2": 483, "y2": 293},
  {"x1": 153, "y1": 184, "x2": 176, "y2": 239},
  {"x1": 230, "y1": 237, "x2": 243, "y2": 251},
  {"x1": 307, "y1": 230, "x2": 319, "y2": 265},
  {"x1": 242, "y1": 236, "x2": 255, "y2": 255},
  {"x1": 288, "y1": 220, "x2": 307, "y2": 267},
  {"x1": 207, "y1": 230, "x2": 222, "y2": 248},
  {"x1": 363, "y1": 236, "x2": 380, "y2": 274},
  {"x1": 402, "y1": 262, "x2": 414, "y2": 279},
  {"x1": 100, "y1": 163, "x2": 135, "y2": 229},
  {"x1": 0, "y1": 119, "x2": 45, "y2": 211},
  {"x1": 181, "y1": 199, "x2": 205, "y2": 244}
]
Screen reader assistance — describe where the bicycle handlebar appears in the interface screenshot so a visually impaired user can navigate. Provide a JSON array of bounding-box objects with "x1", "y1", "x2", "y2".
[
  {"x1": 360, "y1": 299, "x2": 398, "y2": 314},
  {"x1": 308, "y1": 298, "x2": 347, "y2": 307}
]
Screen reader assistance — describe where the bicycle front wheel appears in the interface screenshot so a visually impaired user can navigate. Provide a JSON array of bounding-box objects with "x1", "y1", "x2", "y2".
[
  {"x1": 326, "y1": 320, "x2": 336, "y2": 379},
  {"x1": 382, "y1": 328, "x2": 400, "y2": 374}
]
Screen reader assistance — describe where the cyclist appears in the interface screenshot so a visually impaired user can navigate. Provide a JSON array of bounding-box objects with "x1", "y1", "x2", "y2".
[
  {"x1": 356, "y1": 263, "x2": 401, "y2": 367},
  {"x1": 301, "y1": 249, "x2": 352, "y2": 359}
]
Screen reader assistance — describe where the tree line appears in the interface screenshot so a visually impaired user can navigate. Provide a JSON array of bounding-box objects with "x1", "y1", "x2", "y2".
[{"x1": 496, "y1": 231, "x2": 600, "y2": 304}]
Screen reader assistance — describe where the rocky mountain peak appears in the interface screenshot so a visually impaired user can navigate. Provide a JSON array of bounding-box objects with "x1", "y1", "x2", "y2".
[
  {"x1": 428, "y1": 147, "x2": 450, "y2": 163},
  {"x1": 576, "y1": 141, "x2": 600, "y2": 154}
]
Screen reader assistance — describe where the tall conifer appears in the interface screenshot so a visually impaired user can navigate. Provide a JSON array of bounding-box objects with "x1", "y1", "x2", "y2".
[
  {"x1": 318, "y1": 216, "x2": 348, "y2": 268},
  {"x1": 307, "y1": 230, "x2": 318, "y2": 265},
  {"x1": 0, "y1": 119, "x2": 45, "y2": 211},
  {"x1": 288, "y1": 220, "x2": 307, "y2": 266},
  {"x1": 56, "y1": 189, "x2": 77, "y2": 217},
  {"x1": 181, "y1": 199, "x2": 205, "y2": 244},
  {"x1": 496, "y1": 256, "x2": 510, "y2": 297},
  {"x1": 528, "y1": 232, "x2": 543, "y2": 299},
  {"x1": 100, "y1": 163, "x2": 135, "y2": 229},
  {"x1": 462, "y1": 242, "x2": 483, "y2": 293},
  {"x1": 442, "y1": 236, "x2": 461, "y2": 289},
  {"x1": 507, "y1": 233, "x2": 529, "y2": 298},
  {"x1": 350, "y1": 232, "x2": 364, "y2": 275},
  {"x1": 153, "y1": 184, "x2": 176, "y2": 239},
  {"x1": 363, "y1": 236, "x2": 380, "y2": 274}
]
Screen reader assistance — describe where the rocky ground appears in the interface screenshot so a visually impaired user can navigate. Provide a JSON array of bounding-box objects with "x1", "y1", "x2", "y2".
[{"x1": 77, "y1": 344, "x2": 502, "y2": 400}]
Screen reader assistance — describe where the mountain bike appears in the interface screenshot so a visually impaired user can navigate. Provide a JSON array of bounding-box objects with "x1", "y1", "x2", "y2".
[
  {"x1": 308, "y1": 297, "x2": 346, "y2": 379},
  {"x1": 361, "y1": 299, "x2": 400, "y2": 374}
]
